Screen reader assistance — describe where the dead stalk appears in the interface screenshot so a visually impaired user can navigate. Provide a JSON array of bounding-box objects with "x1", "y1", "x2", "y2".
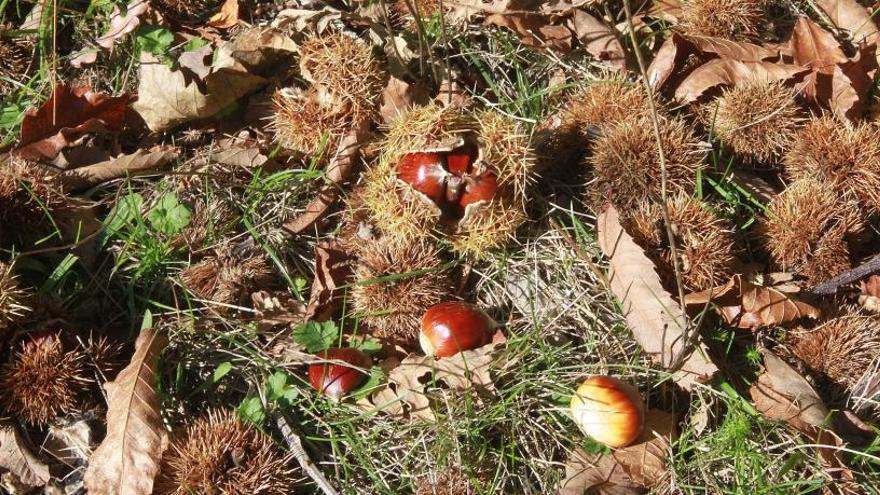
[{"x1": 276, "y1": 414, "x2": 339, "y2": 495}]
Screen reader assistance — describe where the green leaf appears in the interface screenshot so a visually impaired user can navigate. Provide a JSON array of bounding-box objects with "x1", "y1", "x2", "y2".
[
  {"x1": 102, "y1": 193, "x2": 144, "y2": 244},
  {"x1": 141, "y1": 309, "x2": 153, "y2": 330},
  {"x1": 212, "y1": 362, "x2": 233, "y2": 383},
  {"x1": 351, "y1": 366, "x2": 384, "y2": 400},
  {"x1": 147, "y1": 193, "x2": 191, "y2": 235},
  {"x1": 266, "y1": 371, "x2": 298, "y2": 407},
  {"x1": 293, "y1": 321, "x2": 339, "y2": 353},
  {"x1": 182, "y1": 37, "x2": 209, "y2": 52},
  {"x1": 350, "y1": 336, "x2": 382, "y2": 354},
  {"x1": 238, "y1": 396, "x2": 265, "y2": 426},
  {"x1": 136, "y1": 26, "x2": 174, "y2": 57}
]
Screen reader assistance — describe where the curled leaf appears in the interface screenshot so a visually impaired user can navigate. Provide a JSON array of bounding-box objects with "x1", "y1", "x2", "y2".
[
  {"x1": 684, "y1": 275, "x2": 820, "y2": 329},
  {"x1": 60, "y1": 149, "x2": 178, "y2": 191},
  {"x1": 597, "y1": 206, "x2": 718, "y2": 390},
  {"x1": 674, "y1": 59, "x2": 808, "y2": 104},
  {"x1": 84, "y1": 327, "x2": 168, "y2": 495},
  {"x1": 0, "y1": 423, "x2": 50, "y2": 488}
]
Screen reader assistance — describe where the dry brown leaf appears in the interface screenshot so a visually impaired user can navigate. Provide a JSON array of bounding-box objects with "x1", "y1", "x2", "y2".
[
  {"x1": 379, "y1": 76, "x2": 430, "y2": 124},
  {"x1": 84, "y1": 327, "x2": 168, "y2": 495},
  {"x1": 674, "y1": 59, "x2": 808, "y2": 104},
  {"x1": 484, "y1": 12, "x2": 573, "y2": 52},
  {"x1": 684, "y1": 275, "x2": 819, "y2": 329},
  {"x1": 133, "y1": 28, "x2": 296, "y2": 131},
  {"x1": 646, "y1": 32, "x2": 695, "y2": 90},
  {"x1": 791, "y1": 17, "x2": 847, "y2": 69},
  {"x1": 208, "y1": 0, "x2": 240, "y2": 29},
  {"x1": 59, "y1": 149, "x2": 178, "y2": 191},
  {"x1": 361, "y1": 343, "x2": 501, "y2": 421},
  {"x1": 815, "y1": 0, "x2": 880, "y2": 50},
  {"x1": 283, "y1": 123, "x2": 369, "y2": 234},
  {"x1": 597, "y1": 206, "x2": 718, "y2": 391},
  {"x1": 0, "y1": 423, "x2": 49, "y2": 488},
  {"x1": 687, "y1": 35, "x2": 785, "y2": 62},
  {"x1": 70, "y1": 0, "x2": 149, "y2": 67},
  {"x1": 559, "y1": 410, "x2": 676, "y2": 494},
  {"x1": 16, "y1": 84, "x2": 133, "y2": 161},
  {"x1": 303, "y1": 241, "x2": 354, "y2": 323},
  {"x1": 571, "y1": 10, "x2": 626, "y2": 70}
]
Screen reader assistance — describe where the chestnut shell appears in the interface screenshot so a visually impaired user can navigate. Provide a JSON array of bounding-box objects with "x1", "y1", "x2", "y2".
[
  {"x1": 396, "y1": 152, "x2": 448, "y2": 204},
  {"x1": 459, "y1": 172, "x2": 499, "y2": 209},
  {"x1": 308, "y1": 348, "x2": 372, "y2": 399},
  {"x1": 420, "y1": 302, "x2": 495, "y2": 358}
]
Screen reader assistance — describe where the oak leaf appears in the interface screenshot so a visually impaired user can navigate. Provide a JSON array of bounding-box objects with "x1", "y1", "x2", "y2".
[
  {"x1": 84, "y1": 327, "x2": 168, "y2": 495},
  {"x1": 597, "y1": 206, "x2": 718, "y2": 391},
  {"x1": 0, "y1": 423, "x2": 49, "y2": 488},
  {"x1": 684, "y1": 275, "x2": 820, "y2": 329},
  {"x1": 16, "y1": 84, "x2": 133, "y2": 161},
  {"x1": 360, "y1": 343, "x2": 502, "y2": 421}
]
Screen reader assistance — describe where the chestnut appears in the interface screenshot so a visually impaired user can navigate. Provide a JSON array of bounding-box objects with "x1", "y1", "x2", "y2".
[
  {"x1": 308, "y1": 348, "x2": 372, "y2": 399},
  {"x1": 458, "y1": 172, "x2": 498, "y2": 208},
  {"x1": 397, "y1": 152, "x2": 448, "y2": 204},
  {"x1": 569, "y1": 376, "x2": 646, "y2": 448},
  {"x1": 446, "y1": 143, "x2": 478, "y2": 175},
  {"x1": 419, "y1": 302, "x2": 496, "y2": 358}
]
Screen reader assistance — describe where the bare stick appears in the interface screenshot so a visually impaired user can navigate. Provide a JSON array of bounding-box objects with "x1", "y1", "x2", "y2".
[
  {"x1": 810, "y1": 254, "x2": 880, "y2": 296},
  {"x1": 276, "y1": 414, "x2": 339, "y2": 495}
]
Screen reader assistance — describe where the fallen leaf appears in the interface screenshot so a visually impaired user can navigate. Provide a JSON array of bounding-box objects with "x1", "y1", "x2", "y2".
[
  {"x1": 571, "y1": 10, "x2": 626, "y2": 69},
  {"x1": 361, "y1": 343, "x2": 502, "y2": 421},
  {"x1": 205, "y1": 147, "x2": 271, "y2": 169},
  {"x1": 98, "y1": 0, "x2": 149, "y2": 50},
  {"x1": 133, "y1": 28, "x2": 296, "y2": 131},
  {"x1": 84, "y1": 327, "x2": 168, "y2": 495},
  {"x1": 687, "y1": 35, "x2": 785, "y2": 62},
  {"x1": 283, "y1": 122, "x2": 369, "y2": 234},
  {"x1": 178, "y1": 45, "x2": 214, "y2": 80},
  {"x1": 16, "y1": 84, "x2": 133, "y2": 161},
  {"x1": 791, "y1": 17, "x2": 847, "y2": 69},
  {"x1": 43, "y1": 420, "x2": 93, "y2": 469},
  {"x1": 646, "y1": 32, "x2": 696, "y2": 90},
  {"x1": 252, "y1": 290, "x2": 307, "y2": 330},
  {"x1": 830, "y1": 44, "x2": 878, "y2": 120},
  {"x1": 485, "y1": 12, "x2": 573, "y2": 52},
  {"x1": 815, "y1": 0, "x2": 880, "y2": 51},
  {"x1": 645, "y1": 0, "x2": 682, "y2": 23},
  {"x1": 208, "y1": 0, "x2": 239, "y2": 28},
  {"x1": 379, "y1": 76, "x2": 430, "y2": 124},
  {"x1": 674, "y1": 58, "x2": 808, "y2": 104},
  {"x1": 59, "y1": 149, "x2": 178, "y2": 191},
  {"x1": 303, "y1": 241, "x2": 354, "y2": 322},
  {"x1": 0, "y1": 423, "x2": 50, "y2": 488},
  {"x1": 684, "y1": 275, "x2": 820, "y2": 329},
  {"x1": 597, "y1": 206, "x2": 718, "y2": 391},
  {"x1": 860, "y1": 274, "x2": 880, "y2": 297},
  {"x1": 559, "y1": 410, "x2": 676, "y2": 494}
]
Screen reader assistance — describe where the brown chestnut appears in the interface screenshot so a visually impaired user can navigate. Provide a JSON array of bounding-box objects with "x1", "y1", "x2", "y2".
[
  {"x1": 419, "y1": 302, "x2": 496, "y2": 358},
  {"x1": 308, "y1": 348, "x2": 371, "y2": 399},
  {"x1": 446, "y1": 143, "x2": 478, "y2": 176},
  {"x1": 458, "y1": 172, "x2": 498, "y2": 208},
  {"x1": 569, "y1": 376, "x2": 646, "y2": 448},
  {"x1": 397, "y1": 152, "x2": 448, "y2": 204}
]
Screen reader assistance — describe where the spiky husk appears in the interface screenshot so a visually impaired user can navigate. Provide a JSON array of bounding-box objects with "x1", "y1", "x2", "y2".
[
  {"x1": 180, "y1": 249, "x2": 274, "y2": 307},
  {"x1": 175, "y1": 198, "x2": 238, "y2": 250},
  {"x1": 350, "y1": 240, "x2": 452, "y2": 343},
  {"x1": 298, "y1": 33, "x2": 384, "y2": 126},
  {"x1": 358, "y1": 162, "x2": 439, "y2": 248},
  {"x1": 712, "y1": 80, "x2": 800, "y2": 165},
  {"x1": 473, "y1": 110, "x2": 536, "y2": 202},
  {"x1": 85, "y1": 335, "x2": 125, "y2": 379},
  {"x1": 451, "y1": 199, "x2": 527, "y2": 257},
  {"x1": 626, "y1": 195, "x2": 736, "y2": 291},
  {"x1": 382, "y1": 103, "x2": 476, "y2": 163},
  {"x1": 272, "y1": 88, "x2": 351, "y2": 156},
  {"x1": 588, "y1": 115, "x2": 705, "y2": 212},
  {"x1": 558, "y1": 77, "x2": 656, "y2": 133},
  {"x1": 155, "y1": 409, "x2": 297, "y2": 495},
  {"x1": 0, "y1": 333, "x2": 88, "y2": 426},
  {"x1": 154, "y1": 0, "x2": 223, "y2": 22},
  {"x1": 789, "y1": 314, "x2": 880, "y2": 393},
  {"x1": 415, "y1": 467, "x2": 478, "y2": 495},
  {"x1": 0, "y1": 159, "x2": 66, "y2": 248},
  {"x1": 785, "y1": 115, "x2": 880, "y2": 213},
  {"x1": 680, "y1": 0, "x2": 764, "y2": 39},
  {"x1": 0, "y1": 35, "x2": 31, "y2": 97},
  {"x1": 0, "y1": 262, "x2": 29, "y2": 330},
  {"x1": 759, "y1": 177, "x2": 860, "y2": 283}
]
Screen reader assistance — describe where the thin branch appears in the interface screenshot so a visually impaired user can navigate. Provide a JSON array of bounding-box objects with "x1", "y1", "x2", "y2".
[{"x1": 276, "y1": 414, "x2": 339, "y2": 495}]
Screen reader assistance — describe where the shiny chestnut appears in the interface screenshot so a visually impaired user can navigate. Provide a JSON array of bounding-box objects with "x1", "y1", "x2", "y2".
[
  {"x1": 396, "y1": 152, "x2": 448, "y2": 204},
  {"x1": 569, "y1": 376, "x2": 645, "y2": 448},
  {"x1": 419, "y1": 302, "x2": 496, "y2": 358},
  {"x1": 308, "y1": 348, "x2": 372, "y2": 399},
  {"x1": 458, "y1": 172, "x2": 498, "y2": 209},
  {"x1": 445, "y1": 143, "x2": 478, "y2": 175}
]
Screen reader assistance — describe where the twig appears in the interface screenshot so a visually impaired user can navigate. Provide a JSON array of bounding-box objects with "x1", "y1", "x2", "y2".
[
  {"x1": 810, "y1": 254, "x2": 880, "y2": 296},
  {"x1": 276, "y1": 414, "x2": 339, "y2": 495}
]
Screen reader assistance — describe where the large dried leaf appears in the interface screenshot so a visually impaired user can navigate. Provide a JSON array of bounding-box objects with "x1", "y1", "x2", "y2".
[
  {"x1": 59, "y1": 149, "x2": 178, "y2": 191},
  {"x1": 208, "y1": 0, "x2": 240, "y2": 29},
  {"x1": 379, "y1": 76, "x2": 430, "y2": 124},
  {"x1": 684, "y1": 275, "x2": 820, "y2": 329},
  {"x1": 84, "y1": 327, "x2": 168, "y2": 495},
  {"x1": 361, "y1": 343, "x2": 501, "y2": 421},
  {"x1": 687, "y1": 35, "x2": 785, "y2": 62},
  {"x1": 816, "y1": 0, "x2": 880, "y2": 50},
  {"x1": 0, "y1": 423, "x2": 49, "y2": 488},
  {"x1": 571, "y1": 10, "x2": 626, "y2": 70},
  {"x1": 283, "y1": 122, "x2": 369, "y2": 234},
  {"x1": 791, "y1": 17, "x2": 847, "y2": 69},
  {"x1": 647, "y1": 32, "x2": 695, "y2": 89},
  {"x1": 597, "y1": 206, "x2": 718, "y2": 391},
  {"x1": 16, "y1": 84, "x2": 133, "y2": 161},
  {"x1": 133, "y1": 28, "x2": 296, "y2": 131},
  {"x1": 303, "y1": 241, "x2": 354, "y2": 322},
  {"x1": 674, "y1": 59, "x2": 808, "y2": 104},
  {"x1": 484, "y1": 12, "x2": 573, "y2": 52},
  {"x1": 559, "y1": 410, "x2": 676, "y2": 494}
]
